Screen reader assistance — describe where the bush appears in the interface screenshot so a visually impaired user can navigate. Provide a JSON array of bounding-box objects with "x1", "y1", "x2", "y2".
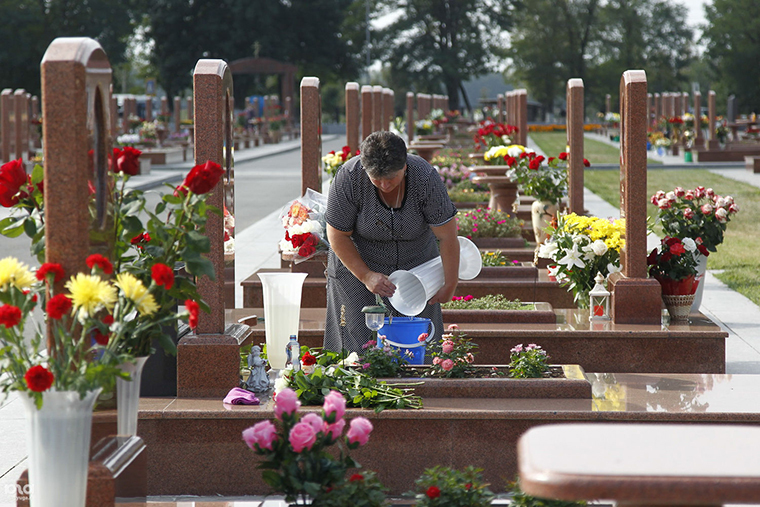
[
  {"x1": 455, "y1": 208, "x2": 523, "y2": 238},
  {"x1": 442, "y1": 294, "x2": 532, "y2": 311},
  {"x1": 410, "y1": 465, "x2": 494, "y2": 507}
]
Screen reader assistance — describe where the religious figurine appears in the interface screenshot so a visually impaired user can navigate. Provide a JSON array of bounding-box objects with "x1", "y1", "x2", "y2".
[
  {"x1": 246, "y1": 345, "x2": 270, "y2": 392},
  {"x1": 285, "y1": 335, "x2": 301, "y2": 373}
]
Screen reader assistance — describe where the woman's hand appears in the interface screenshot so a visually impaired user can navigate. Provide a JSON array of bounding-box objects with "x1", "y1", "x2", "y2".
[
  {"x1": 363, "y1": 271, "x2": 396, "y2": 298},
  {"x1": 428, "y1": 283, "x2": 456, "y2": 305}
]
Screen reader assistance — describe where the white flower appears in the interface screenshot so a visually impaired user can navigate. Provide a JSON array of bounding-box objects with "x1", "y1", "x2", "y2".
[
  {"x1": 590, "y1": 239, "x2": 608, "y2": 256},
  {"x1": 607, "y1": 262, "x2": 622, "y2": 275},
  {"x1": 682, "y1": 237, "x2": 696, "y2": 252},
  {"x1": 279, "y1": 238, "x2": 296, "y2": 253},
  {"x1": 224, "y1": 238, "x2": 235, "y2": 254},
  {"x1": 715, "y1": 197, "x2": 727, "y2": 208},
  {"x1": 537, "y1": 241, "x2": 559, "y2": 259},
  {"x1": 337, "y1": 352, "x2": 360, "y2": 366},
  {"x1": 557, "y1": 244, "x2": 586, "y2": 270},
  {"x1": 507, "y1": 145, "x2": 527, "y2": 158},
  {"x1": 715, "y1": 207, "x2": 728, "y2": 223},
  {"x1": 274, "y1": 375, "x2": 290, "y2": 394}
]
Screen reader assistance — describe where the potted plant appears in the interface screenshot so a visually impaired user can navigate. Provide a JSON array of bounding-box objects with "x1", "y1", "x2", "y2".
[{"x1": 647, "y1": 236, "x2": 700, "y2": 321}]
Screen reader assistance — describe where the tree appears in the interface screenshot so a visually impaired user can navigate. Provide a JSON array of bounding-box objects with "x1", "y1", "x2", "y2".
[
  {"x1": 702, "y1": 0, "x2": 760, "y2": 113},
  {"x1": 374, "y1": 0, "x2": 516, "y2": 111}
]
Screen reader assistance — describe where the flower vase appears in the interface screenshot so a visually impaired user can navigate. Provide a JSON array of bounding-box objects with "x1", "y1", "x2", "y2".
[
  {"x1": 20, "y1": 388, "x2": 101, "y2": 507},
  {"x1": 117, "y1": 356, "x2": 149, "y2": 436},
  {"x1": 531, "y1": 200, "x2": 558, "y2": 245},
  {"x1": 690, "y1": 253, "x2": 708, "y2": 313},
  {"x1": 656, "y1": 274, "x2": 699, "y2": 322}
]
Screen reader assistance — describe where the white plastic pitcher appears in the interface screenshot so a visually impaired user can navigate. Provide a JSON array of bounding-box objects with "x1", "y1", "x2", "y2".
[
  {"x1": 257, "y1": 272, "x2": 307, "y2": 369},
  {"x1": 388, "y1": 236, "x2": 482, "y2": 316}
]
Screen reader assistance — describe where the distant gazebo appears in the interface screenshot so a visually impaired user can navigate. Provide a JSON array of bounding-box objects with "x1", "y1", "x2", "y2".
[{"x1": 228, "y1": 57, "x2": 297, "y2": 111}]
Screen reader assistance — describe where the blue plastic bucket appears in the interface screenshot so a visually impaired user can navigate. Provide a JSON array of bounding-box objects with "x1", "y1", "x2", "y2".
[{"x1": 377, "y1": 317, "x2": 435, "y2": 365}]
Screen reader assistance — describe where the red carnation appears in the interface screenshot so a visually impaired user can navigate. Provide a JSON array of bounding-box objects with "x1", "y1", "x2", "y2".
[
  {"x1": 179, "y1": 161, "x2": 224, "y2": 195},
  {"x1": 0, "y1": 304, "x2": 22, "y2": 328},
  {"x1": 0, "y1": 159, "x2": 29, "y2": 207},
  {"x1": 86, "y1": 254, "x2": 113, "y2": 274},
  {"x1": 185, "y1": 299, "x2": 200, "y2": 329},
  {"x1": 349, "y1": 474, "x2": 364, "y2": 482},
  {"x1": 426, "y1": 486, "x2": 441, "y2": 499},
  {"x1": 93, "y1": 315, "x2": 113, "y2": 345},
  {"x1": 46, "y1": 294, "x2": 72, "y2": 320},
  {"x1": 152, "y1": 263, "x2": 175, "y2": 290},
  {"x1": 36, "y1": 263, "x2": 65, "y2": 283},
  {"x1": 558, "y1": 152, "x2": 568, "y2": 161},
  {"x1": 24, "y1": 365, "x2": 54, "y2": 392}
]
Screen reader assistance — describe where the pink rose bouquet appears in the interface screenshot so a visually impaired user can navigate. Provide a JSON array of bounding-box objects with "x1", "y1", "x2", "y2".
[
  {"x1": 243, "y1": 388, "x2": 375, "y2": 504},
  {"x1": 426, "y1": 324, "x2": 478, "y2": 378}
]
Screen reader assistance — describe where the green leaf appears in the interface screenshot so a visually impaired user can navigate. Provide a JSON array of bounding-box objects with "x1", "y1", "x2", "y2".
[
  {"x1": 22, "y1": 218, "x2": 36, "y2": 238},
  {"x1": 31, "y1": 164, "x2": 44, "y2": 185},
  {"x1": 184, "y1": 257, "x2": 215, "y2": 280},
  {"x1": 185, "y1": 230, "x2": 210, "y2": 252}
]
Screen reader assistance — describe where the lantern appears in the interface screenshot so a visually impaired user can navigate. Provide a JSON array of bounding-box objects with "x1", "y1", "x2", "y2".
[{"x1": 589, "y1": 272, "x2": 610, "y2": 321}]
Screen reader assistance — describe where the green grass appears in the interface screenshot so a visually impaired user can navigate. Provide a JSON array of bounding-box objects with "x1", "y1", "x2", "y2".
[
  {"x1": 584, "y1": 169, "x2": 760, "y2": 307},
  {"x1": 529, "y1": 131, "x2": 662, "y2": 165}
]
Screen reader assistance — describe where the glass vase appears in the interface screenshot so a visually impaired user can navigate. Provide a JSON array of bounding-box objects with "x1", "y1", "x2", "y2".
[
  {"x1": 117, "y1": 355, "x2": 149, "y2": 436},
  {"x1": 20, "y1": 388, "x2": 101, "y2": 507}
]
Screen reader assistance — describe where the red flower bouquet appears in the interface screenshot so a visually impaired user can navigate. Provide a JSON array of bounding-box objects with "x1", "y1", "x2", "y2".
[{"x1": 280, "y1": 188, "x2": 329, "y2": 263}]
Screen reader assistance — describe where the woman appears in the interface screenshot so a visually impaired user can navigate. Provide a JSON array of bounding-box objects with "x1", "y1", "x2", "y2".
[{"x1": 324, "y1": 131, "x2": 460, "y2": 353}]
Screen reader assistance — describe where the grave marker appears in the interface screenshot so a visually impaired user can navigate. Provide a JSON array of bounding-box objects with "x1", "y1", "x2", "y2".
[
  {"x1": 174, "y1": 96, "x2": 181, "y2": 132},
  {"x1": 417, "y1": 93, "x2": 431, "y2": 121},
  {"x1": 646, "y1": 93, "x2": 652, "y2": 127},
  {"x1": 682, "y1": 92, "x2": 689, "y2": 115},
  {"x1": 608, "y1": 70, "x2": 661, "y2": 325},
  {"x1": 187, "y1": 97, "x2": 193, "y2": 122},
  {"x1": 145, "y1": 96, "x2": 152, "y2": 122},
  {"x1": 372, "y1": 85, "x2": 383, "y2": 132},
  {"x1": 674, "y1": 92, "x2": 682, "y2": 117},
  {"x1": 178, "y1": 58, "x2": 243, "y2": 398},
  {"x1": 506, "y1": 91, "x2": 514, "y2": 126},
  {"x1": 694, "y1": 91, "x2": 702, "y2": 143},
  {"x1": 1, "y1": 89, "x2": 11, "y2": 163},
  {"x1": 406, "y1": 91, "x2": 414, "y2": 141},
  {"x1": 382, "y1": 88, "x2": 394, "y2": 132},
  {"x1": 361, "y1": 85, "x2": 373, "y2": 140},
  {"x1": 161, "y1": 96, "x2": 169, "y2": 118},
  {"x1": 727, "y1": 95, "x2": 736, "y2": 123},
  {"x1": 654, "y1": 93, "x2": 661, "y2": 123},
  {"x1": 497, "y1": 94, "x2": 504, "y2": 124},
  {"x1": 110, "y1": 94, "x2": 118, "y2": 138},
  {"x1": 566, "y1": 79, "x2": 584, "y2": 215},
  {"x1": 14, "y1": 89, "x2": 29, "y2": 162},
  {"x1": 300, "y1": 77, "x2": 321, "y2": 195},
  {"x1": 345, "y1": 82, "x2": 360, "y2": 152},
  {"x1": 707, "y1": 90, "x2": 718, "y2": 149},
  {"x1": 516, "y1": 89, "x2": 528, "y2": 146}
]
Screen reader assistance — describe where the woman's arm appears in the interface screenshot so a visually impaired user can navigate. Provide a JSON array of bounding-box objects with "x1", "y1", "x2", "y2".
[
  {"x1": 428, "y1": 219, "x2": 460, "y2": 305},
  {"x1": 327, "y1": 224, "x2": 396, "y2": 298}
]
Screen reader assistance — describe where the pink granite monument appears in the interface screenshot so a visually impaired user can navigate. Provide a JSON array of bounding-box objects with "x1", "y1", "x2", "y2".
[
  {"x1": 516, "y1": 89, "x2": 528, "y2": 146},
  {"x1": 654, "y1": 93, "x2": 661, "y2": 123},
  {"x1": 706, "y1": 90, "x2": 718, "y2": 150},
  {"x1": 382, "y1": 87, "x2": 394, "y2": 132},
  {"x1": 674, "y1": 92, "x2": 682, "y2": 118},
  {"x1": 110, "y1": 94, "x2": 118, "y2": 138},
  {"x1": 372, "y1": 85, "x2": 383, "y2": 132},
  {"x1": 160, "y1": 96, "x2": 169, "y2": 118},
  {"x1": 497, "y1": 94, "x2": 504, "y2": 124},
  {"x1": 300, "y1": 77, "x2": 322, "y2": 195},
  {"x1": 345, "y1": 82, "x2": 360, "y2": 152},
  {"x1": 417, "y1": 93, "x2": 431, "y2": 121},
  {"x1": 173, "y1": 96, "x2": 181, "y2": 132},
  {"x1": 608, "y1": 70, "x2": 661, "y2": 325},
  {"x1": 646, "y1": 93, "x2": 652, "y2": 127},
  {"x1": 566, "y1": 79, "x2": 584, "y2": 215},
  {"x1": 361, "y1": 85, "x2": 373, "y2": 140},
  {"x1": 14, "y1": 89, "x2": 29, "y2": 162},
  {"x1": 145, "y1": 96, "x2": 152, "y2": 122},
  {"x1": 694, "y1": 91, "x2": 702, "y2": 144},
  {"x1": 406, "y1": 91, "x2": 414, "y2": 141},
  {"x1": 1, "y1": 89, "x2": 11, "y2": 163}
]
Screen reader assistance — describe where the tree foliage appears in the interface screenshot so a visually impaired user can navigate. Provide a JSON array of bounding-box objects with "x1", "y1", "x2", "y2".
[
  {"x1": 374, "y1": 0, "x2": 516, "y2": 111},
  {"x1": 702, "y1": 0, "x2": 760, "y2": 113}
]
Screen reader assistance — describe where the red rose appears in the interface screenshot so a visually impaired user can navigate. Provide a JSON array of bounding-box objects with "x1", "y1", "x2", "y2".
[
  {"x1": 36, "y1": 263, "x2": 65, "y2": 283},
  {"x1": 426, "y1": 486, "x2": 441, "y2": 499},
  {"x1": 647, "y1": 249, "x2": 658, "y2": 266},
  {"x1": 670, "y1": 243, "x2": 686, "y2": 256},
  {"x1": 180, "y1": 161, "x2": 224, "y2": 195},
  {"x1": 301, "y1": 352, "x2": 317, "y2": 366},
  {"x1": 115, "y1": 146, "x2": 142, "y2": 176},
  {"x1": 0, "y1": 159, "x2": 29, "y2": 207},
  {"x1": 151, "y1": 263, "x2": 175, "y2": 290},
  {"x1": 697, "y1": 244, "x2": 710, "y2": 256},
  {"x1": 349, "y1": 474, "x2": 364, "y2": 482},
  {"x1": 298, "y1": 244, "x2": 316, "y2": 258},
  {"x1": 24, "y1": 365, "x2": 54, "y2": 392},
  {"x1": 583, "y1": 158, "x2": 590, "y2": 167},
  {"x1": 528, "y1": 158, "x2": 540, "y2": 170},
  {"x1": 535, "y1": 155, "x2": 545, "y2": 163},
  {"x1": 0, "y1": 304, "x2": 22, "y2": 328},
  {"x1": 130, "y1": 232, "x2": 151, "y2": 246},
  {"x1": 185, "y1": 299, "x2": 200, "y2": 329},
  {"x1": 46, "y1": 294, "x2": 72, "y2": 320},
  {"x1": 290, "y1": 233, "x2": 307, "y2": 248},
  {"x1": 86, "y1": 254, "x2": 113, "y2": 274},
  {"x1": 558, "y1": 152, "x2": 568, "y2": 161},
  {"x1": 505, "y1": 156, "x2": 517, "y2": 167}
]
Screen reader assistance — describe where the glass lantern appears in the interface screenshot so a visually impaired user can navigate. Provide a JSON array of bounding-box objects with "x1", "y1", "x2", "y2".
[
  {"x1": 361, "y1": 295, "x2": 388, "y2": 342},
  {"x1": 589, "y1": 272, "x2": 610, "y2": 321}
]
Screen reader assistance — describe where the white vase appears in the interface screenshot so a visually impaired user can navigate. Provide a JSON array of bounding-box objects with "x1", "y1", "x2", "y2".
[
  {"x1": 117, "y1": 356, "x2": 149, "y2": 436},
  {"x1": 21, "y1": 388, "x2": 101, "y2": 507},
  {"x1": 690, "y1": 253, "x2": 709, "y2": 313},
  {"x1": 531, "y1": 200, "x2": 558, "y2": 245}
]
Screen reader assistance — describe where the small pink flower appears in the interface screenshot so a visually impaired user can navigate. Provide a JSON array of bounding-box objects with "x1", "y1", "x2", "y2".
[
  {"x1": 347, "y1": 417, "x2": 373, "y2": 446},
  {"x1": 274, "y1": 388, "x2": 300, "y2": 420},
  {"x1": 465, "y1": 353, "x2": 474, "y2": 363},
  {"x1": 526, "y1": 343, "x2": 538, "y2": 350},
  {"x1": 463, "y1": 295, "x2": 474, "y2": 301},
  {"x1": 447, "y1": 324, "x2": 459, "y2": 331},
  {"x1": 323, "y1": 390, "x2": 346, "y2": 422},
  {"x1": 715, "y1": 207, "x2": 728, "y2": 223},
  {"x1": 511, "y1": 344, "x2": 524, "y2": 354},
  {"x1": 418, "y1": 332, "x2": 429, "y2": 342},
  {"x1": 301, "y1": 412, "x2": 324, "y2": 434},
  {"x1": 433, "y1": 357, "x2": 442, "y2": 365},
  {"x1": 289, "y1": 422, "x2": 317, "y2": 453},
  {"x1": 701, "y1": 203, "x2": 713, "y2": 215},
  {"x1": 442, "y1": 340, "x2": 455, "y2": 354},
  {"x1": 362, "y1": 362, "x2": 371, "y2": 369},
  {"x1": 683, "y1": 208, "x2": 694, "y2": 219},
  {"x1": 242, "y1": 420, "x2": 277, "y2": 451},
  {"x1": 324, "y1": 418, "x2": 346, "y2": 440},
  {"x1": 441, "y1": 359, "x2": 454, "y2": 371}
]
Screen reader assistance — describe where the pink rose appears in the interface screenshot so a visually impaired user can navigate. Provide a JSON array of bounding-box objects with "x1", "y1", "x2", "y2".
[
  {"x1": 706, "y1": 187, "x2": 715, "y2": 198},
  {"x1": 243, "y1": 420, "x2": 277, "y2": 451},
  {"x1": 417, "y1": 332, "x2": 429, "y2": 343},
  {"x1": 465, "y1": 353, "x2": 474, "y2": 363},
  {"x1": 701, "y1": 203, "x2": 713, "y2": 215},
  {"x1": 324, "y1": 418, "x2": 346, "y2": 440},
  {"x1": 347, "y1": 417, "x2": 373, "y2": 447},
  {"x1": 715, "y1": 207, "x2": 728, "y2": 223},
  {"x1": 657, "y1": 198, "x2": 671, "y2": 209},
  {"x1": 441, "y1": 359, "x2": 454, "y2": 371},
  {"x1": 289, "y1": 422, "x2": 317, "y2": 453},
  {"x1": 301, "y1": 412, "x2": 324, "y2": 434},
  {"x1": 674, "y1": 186, "x2": 685, "y2": 197},
  {"x1": 683, "y1": 208, "x2": 694, "y2": 219},
  {"x1": 323, "y1": 390, "x2": 346, "y2": 422},
  {"x1": 695, "y1": 186, "x2": 706, "y2": 198},
  {"x1": 684, "y1": 190, "x2": 695, "y2": 200},
  {"x1": 274, "y1": 388, "x2": 300, "y2": 420},
  {"x1": 442, "y1": 340, "x2": 455, "y2": 354},
  {"x1": 729, "y1": 203, "x2": 739, "y2": 214},
  {"x1": 447, "y1": 324, "x2": 459, "y2": 331},
  {"x1": 724, "y1": 195, "x2": 735, "y2": 205},
  {"x1": 433, "y1": 357, "x2": 442, "y2": 365}
]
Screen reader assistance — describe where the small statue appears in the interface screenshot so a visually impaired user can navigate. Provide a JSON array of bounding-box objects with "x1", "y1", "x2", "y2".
[
  {"x1": 246, "y1": 345, "x2": 270, "y2": 392},
  {"x1": 285, "y1": 335, "x2": 301, "y2": 372}
]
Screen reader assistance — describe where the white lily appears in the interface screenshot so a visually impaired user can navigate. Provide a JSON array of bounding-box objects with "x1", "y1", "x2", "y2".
[
  {"x1": 537, "y1": 241, "x2": 559, "y2": 259},
  {"x1": 557, "y1": 244, "x2": 586, "y2": 270}
]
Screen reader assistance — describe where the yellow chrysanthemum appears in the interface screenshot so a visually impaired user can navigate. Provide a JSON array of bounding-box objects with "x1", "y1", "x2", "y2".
[
  {"x1": 65, "y1": 273, "x2": 117, "y2": 320},
  {"x1": 0, "y1": 257, "x2": 36, "y2": 291},
  {"x1": 115, "y1": 273, "x2": 158, "y2": 316}
]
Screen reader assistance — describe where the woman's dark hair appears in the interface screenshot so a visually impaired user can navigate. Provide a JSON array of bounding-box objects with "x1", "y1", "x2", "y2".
[{"x1": 360, "y1": 131, "x2": 407, "y2": 178}]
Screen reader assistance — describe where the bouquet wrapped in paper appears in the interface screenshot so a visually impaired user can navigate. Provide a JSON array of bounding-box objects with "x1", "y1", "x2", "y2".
[{"x1": 279, "y1": 188, "x2": 329, "y2": 263}]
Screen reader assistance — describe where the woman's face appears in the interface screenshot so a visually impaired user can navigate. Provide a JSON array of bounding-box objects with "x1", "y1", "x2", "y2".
[{"x1": 368, "y1": 166, "x2": 406, "y2": 193}]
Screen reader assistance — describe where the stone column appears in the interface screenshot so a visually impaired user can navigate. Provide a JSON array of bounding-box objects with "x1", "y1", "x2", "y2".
[
  {"x1": 674, "y1": 92, "x2": 682, "y2": 118},
  {"x1": 110, "y1": 94, "x2": 118, "y2": 138},
  {"x1": 300, "y1": 77, "x2": 322, "y2": 195},
  {"x1": 654, "y1": 93, "x2": 661, "y2": 123},
  {"x1": 174, "y1": 96, "x2": 181, "y2": 132},
  {"x1": 361, "y1": 85, "x2": 373, "y2": 141},
  {"x1": 682, "y1": 92, "x2": 690, "y2": 115},
  {"x1": 372, "y1": 85, "x2": 383, "y2": 132},
  {"x1": 382, "y1": 88, "x2": 394, "y2": 132},
  {"x1": 646, "y1": 93, "x2": 652, "y2": 128},
  {"x1": 161, "y1": 96, "x2": 169, "y2": 118},
  {"x1": 694, "y1": 91, "x2": 702, "y2": 143},
  {"x1": 345, "y1": 82, "x2": 360, "y2": 152},
  {"x1": 707, "y1": 91, "x2": 718, "y2": 150},
  {"x1": 1, "y1": 89, "x2": 12, "y2": 163},
  {"x1": 145, "y1": 96, "x2": 152, "y2": 122},
  {"x1": 187, "y1": 97, "x2": 193, "y2": 122},
  {"x1": 417, "y1": 93, "x2": 431, "y2": 121},
  {"x1": 14, "y1": 89, "x2": 29, "y2": 162},
  {"x1": 609, "y1": 70, "x2": 661, "y2": 325},
  {"x1": 406, "y1": 91, "x2": 414, "y2": 142},
  {"x1": 497, "y1": 94, "x2": 504, "y2": 124},
  {"x1": 566, "y1": 79, "x2": 584, "y2": 215},
  {"x1": 517, "y1": 89, "x2": 528, "y2": 146}
]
